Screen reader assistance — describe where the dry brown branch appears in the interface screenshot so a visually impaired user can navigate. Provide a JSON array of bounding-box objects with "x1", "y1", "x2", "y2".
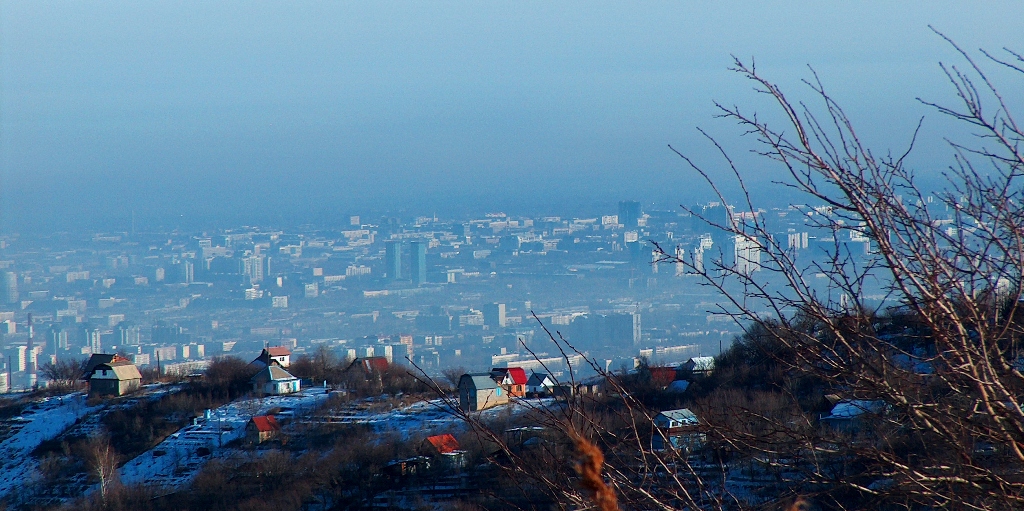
[{"x1": 573, "y1": 434, "x2": 620, "y2": 511}]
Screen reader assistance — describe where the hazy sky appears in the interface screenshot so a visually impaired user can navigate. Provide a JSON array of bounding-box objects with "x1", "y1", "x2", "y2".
[{"x1": 1, "y1": 2, "x2": 1021, "y2": 231}]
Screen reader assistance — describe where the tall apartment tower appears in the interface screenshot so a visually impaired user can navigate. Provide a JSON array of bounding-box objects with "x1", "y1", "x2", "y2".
[
  {"x1": 483, "y1": 303, "x2": 507, "y2": 328},
  {"x1": 85, "y1": 327, "x2": 103, "y2": 354},
  {"x1": 410, "y1": 240, "x2": 427, "y2": 286},
  {"x1": 1, "y1": 272, "x2": 17, "y2": 305},
  {"x1": 385, "y1": 241, "x2": 402, "y2": 280},
  {"x1": 26, "y1": 314, "x2": 36, "y2": 387},
  {"x1": 618, "y1": 200, "x2": 642, "y2": 229},
  {"x1": 734, "y1": 234, "x2": 762, "y2": 276}
]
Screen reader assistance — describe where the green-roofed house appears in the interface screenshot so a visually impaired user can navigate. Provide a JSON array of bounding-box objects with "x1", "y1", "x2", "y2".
[{"x1": 458, "y1": 373, "x2": 508, "y2": 412}]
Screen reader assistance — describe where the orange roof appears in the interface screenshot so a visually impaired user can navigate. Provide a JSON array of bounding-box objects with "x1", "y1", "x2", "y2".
[
  {"x1": 266, "y1": 346, "x2": 291, "y2": 357},
  {"x1": 250, "y1": 415, "x2": 280, "y2": 433},
  {"x1": 359, "y1": 357, "x2": 390, "y2": 373},
  {"x1": 425, "y1": 434, "x2": 460, "y2": 454}
]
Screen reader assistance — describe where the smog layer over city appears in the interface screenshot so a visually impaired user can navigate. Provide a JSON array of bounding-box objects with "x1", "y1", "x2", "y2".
[{"x1": 1, "y1": 3, "x2": 1023, "y2": 511}]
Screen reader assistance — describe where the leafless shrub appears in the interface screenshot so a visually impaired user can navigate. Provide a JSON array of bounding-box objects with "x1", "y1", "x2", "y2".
[{"x1": 39, "y1": 358, "x2": 85, "y2": 392}]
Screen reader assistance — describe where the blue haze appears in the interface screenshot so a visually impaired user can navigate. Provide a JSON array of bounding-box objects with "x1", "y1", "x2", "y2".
[{"x1": 1, "y1": 2, "x2": 1021, "y2": 231}]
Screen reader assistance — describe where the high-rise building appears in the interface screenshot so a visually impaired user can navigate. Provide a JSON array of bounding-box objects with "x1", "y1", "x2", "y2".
[
  {"x1": 116, "y1": 322, "x2": 140, "y2": 345},
  {"x1": 385, "y1": 240, "x2": 402, "y2": 280},
  {"x1": 1, "y1": 272, "x2": 17, "y2": 305},
  {"x1": 483, "y1": 303, "x2": 507, "y2": 328},
  {"x1": 5, "y1": 345, "x2": 27, "y2": 372},
  {"x1": 243, "y1": 254, "x2": 265, "y2": 283},
  {"x1": 180, "y1": 260, "x2": 195, "y2": 284},
  {"x1": 734, "y1": 234, "x2": 762, "y2": 276},
  {"x1": 674, "y1": 245, "x2": 686, "y2": 276},
  {"x1": 618, "y1": 200, "x2": 642, "y2": 229},
  {"x1": 85, "y1": 327, "x2": 103, "y2": 354},
  {"x1": 410, "y1": 240, "x2": 427, "y2": 286}
]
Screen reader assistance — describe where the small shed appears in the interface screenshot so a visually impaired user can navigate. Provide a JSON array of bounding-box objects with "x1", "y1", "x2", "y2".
[
  {"x1": 88, "y1": 359, "x2": 143, "y2": 397},
  {"x1": 420, "y1": 433, "x2": 466, "y2": 471},
  {"x1": 246, "y1": 415, "x2": 281, "y2": 444},
  {"x1": 458, "y1": 373, "x2": 508, "y2": 412},
  {"x1": 250, "y1": 365, "x2": 301, "y2": 395}
]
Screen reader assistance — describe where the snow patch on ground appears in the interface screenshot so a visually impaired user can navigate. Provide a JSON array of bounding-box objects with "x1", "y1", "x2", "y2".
[
  {"x1": 119, "y1": 387, "x2": 332, "y2": 489},
  {"x1": 0, "y1": 394, "x2": 98, "y2": 497}
]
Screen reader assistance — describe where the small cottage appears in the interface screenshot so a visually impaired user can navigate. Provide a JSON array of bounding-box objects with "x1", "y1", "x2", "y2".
[
  {"x1": 458, "y1": 373, "x2": 508, "y2": 412},
  {"x1": 246, "y1": 415, "x2": 281, "y2": 444},
  {"x1": 250, "y1": 365, "x2": 301, "y2": 395},
  {"x1": 653, "y1": 408, "x2": 705, "y2": 452},
  {"x1": 526, "y1": 372, "x2": 555, "y2": 396},
  {"x1": 88, "y1": 358, "x2": 143, "y2": 397},
  {"x1": 490, "y1": 367, "x2": 528, "y2": 397}
]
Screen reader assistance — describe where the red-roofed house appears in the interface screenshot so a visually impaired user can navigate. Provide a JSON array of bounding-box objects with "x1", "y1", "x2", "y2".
[
  {"x1": 347, "y1": 356, "x2": 390, "y2": 375},
  {"x1": 490, "y1": 367, "x2": 528, "y2": 397},
  {"x1": 246, "y1": 415, "x2": 281, "y2": 444},
  {"x1": 422, "y1": 434, "x2": 460, "y2": 455},
  {"x1": 420, "y1": 433, "x2": 467, "y2": 471}
]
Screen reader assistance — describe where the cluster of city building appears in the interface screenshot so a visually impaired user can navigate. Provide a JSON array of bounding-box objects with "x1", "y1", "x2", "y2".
[{"x1": 0, "y1": 199, "x2": 893, "y2": 391}]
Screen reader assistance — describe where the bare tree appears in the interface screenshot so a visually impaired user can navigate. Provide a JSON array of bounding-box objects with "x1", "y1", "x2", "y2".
[
  {"x1": 647, "y1": 31, "x2": 1024, "y2": 509},
  {"x1": 39, "y1": 358, "x2": 85, "y2": 392},
  {"x1": 441, "y1": 366, "x2": 467, "y2": 391},
  {"x1": 443, "y1": 33, "x2": 1024, "y2": 510},
  {"x1": 86, "y1": 434, "x2": 121, "y2": 505}
]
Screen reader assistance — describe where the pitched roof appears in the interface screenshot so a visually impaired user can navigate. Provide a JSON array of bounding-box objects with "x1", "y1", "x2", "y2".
[
  {"x1": 823, "y1": 400, "x2": 885, "y2": 420},
  {"x1": 250, "y1": 415, "x2": 280, "y2": 433},
  {"x1": 505, "y1": 367, "x2": 527, "y2": 385},
  {"x1": 491, "y1": 367, "x2": 528, "y2": 385},
  {"x1": 266, "y1": 346, "x2": 291, "y2": 357},
  {"x1": 424, "y1": 434, "x2": 460, "y2": 454},
  {"x1": 250, "y1": 365, "x2": 298, "y2": 384},
  {"x1": 527, "y1": 372, "x2": 552, "y2": 386},
  {"x1": 347, "y1": 356, "x2": 389, "y2": 374},
  {"x1": 83, "y1": 353, "x2": 116, "y2": 380},
  {"x1": 658, "y1": 408, "x2": 699, "y2": 425},
  {"x1": 459, "y1": 373, "x2": 498, "y2": 390},
  {"x1": 252, "y1": 348, "x2": 288, "y2": 368},
  {"x1": 684, "y1": 357, "x2": 715, "y2": 372},
  {"x1": 93, "y1": 361, "x2": 143, "y2": 381}
]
